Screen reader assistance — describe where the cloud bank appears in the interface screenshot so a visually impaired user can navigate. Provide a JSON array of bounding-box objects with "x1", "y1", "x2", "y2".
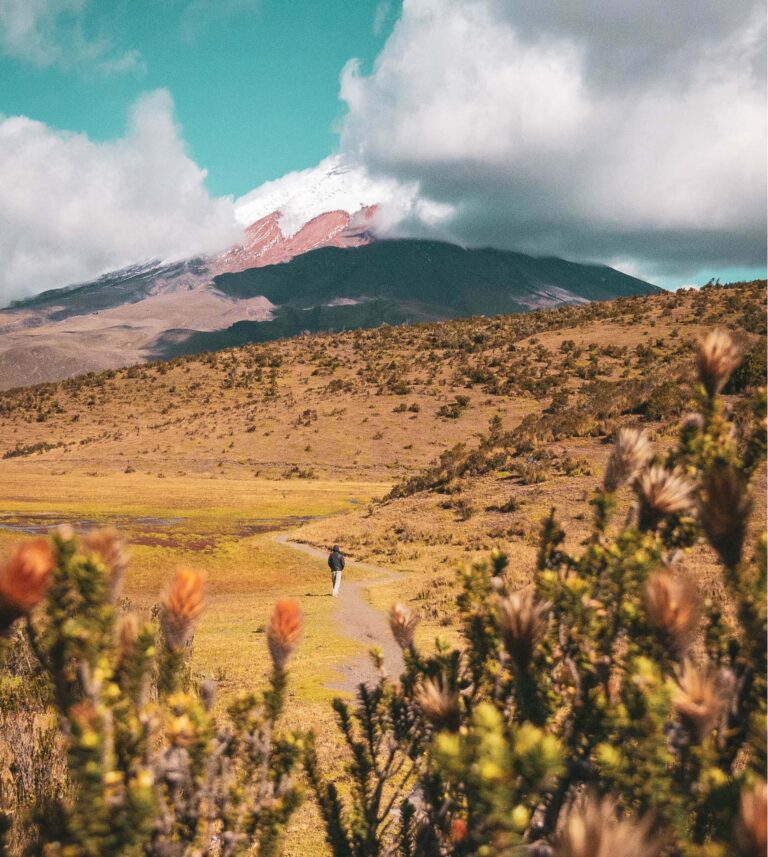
[
  {"x1": 0, "y1": 0, "x2": 143, "y2": 72},
  {"x1": 339, "y1": 0, "x2": 767, "y2": 281},
  {"x1": 0, "y1": 90, "x2": 242, "y2": 303}
]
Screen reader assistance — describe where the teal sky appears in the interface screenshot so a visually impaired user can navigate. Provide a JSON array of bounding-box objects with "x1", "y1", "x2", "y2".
[
  {"x1": 0, "y1": 0, "x2": 396, "y2": 197},
  {"x1": 0, "y1": 0, "x2": 763, "y2": 297}
]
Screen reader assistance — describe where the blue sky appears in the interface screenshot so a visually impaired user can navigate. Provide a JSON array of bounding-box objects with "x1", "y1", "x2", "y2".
[
  {"x1": 0, "y1": 0, "x2": 396, "y2": 197},
  {"x1": 0, "y1": 0, "x2": 764, "y2": 300}
]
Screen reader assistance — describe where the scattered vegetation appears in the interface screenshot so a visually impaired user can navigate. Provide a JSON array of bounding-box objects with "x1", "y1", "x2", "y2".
[
  {"x1": 305, "y1": 330, "x2": 767, "y2": 856},
  {"x1": 0, "y1": 281, "x2": 763, "y2": 483}
]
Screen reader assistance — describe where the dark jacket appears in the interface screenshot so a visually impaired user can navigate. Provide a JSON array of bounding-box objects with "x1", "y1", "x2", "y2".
[{"x1": 328, "y1": 548, "x2": 345, "y2": 573}]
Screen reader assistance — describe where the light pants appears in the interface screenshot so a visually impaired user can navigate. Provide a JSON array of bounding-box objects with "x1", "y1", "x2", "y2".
[{"x1": 332, "y1": 570, "x2": 342, "y2": 597}]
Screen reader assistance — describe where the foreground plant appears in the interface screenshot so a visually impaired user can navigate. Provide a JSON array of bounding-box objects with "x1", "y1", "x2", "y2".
[
  {"x1": 0, "y1": 531, "x2": 304, "y2": 856},
  {"x1": 307, "y1": 329, "x2": 766, "y2": 856}
]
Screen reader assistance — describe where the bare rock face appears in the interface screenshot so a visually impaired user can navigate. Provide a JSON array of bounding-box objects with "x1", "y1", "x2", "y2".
[{"x1": 213, "y1": 206, "x2": 376, "y2": 275}]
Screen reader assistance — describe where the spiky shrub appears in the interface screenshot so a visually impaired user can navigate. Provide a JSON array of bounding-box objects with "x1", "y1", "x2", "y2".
[
  {"x1": 307, "y1": 329, "x2": 766, "y2": 857},
  {"x1": 0, "y1": 530, "x2": 304, "y2": 856}
]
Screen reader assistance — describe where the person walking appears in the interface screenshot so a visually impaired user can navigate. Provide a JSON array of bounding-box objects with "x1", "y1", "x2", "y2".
[{"x1": 328, "y1": 544, "x2": 345, "y2": 597}]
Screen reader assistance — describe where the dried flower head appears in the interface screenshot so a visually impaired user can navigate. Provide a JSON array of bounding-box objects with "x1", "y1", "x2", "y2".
[
  {"x1": 637, "y1": 465, "x2": 694, "y2": 530},
  {"x1": 415, "y1": 677, "x2": 461, "y2": 731},
  {"x1": 681, "y1": 413, "x2": 705, "y2": 435},
  {"x1": 161, "y1": 567, "x2": 204, "y2": 652},
  {"x1": 0, "y1": 540, "x2": 55, "y2": 631},
  {"x1": 199, "y1": 679, "x2": 217, "y2": 712},
  {"x1": 554, "y1": 793, "x2": 667, "y2": 857},
  {"x1": 697, "y1": 329, "x2": 741, "y2": 397},
  {"x1": 604, "y1": 428, "x2": 652, "y2": 492},
  {"x1": 673, "y1": 659, "x2": 729, "y2": 742},
  {"x1": 644, "y1": 571, "x2": 701, "y2": 657},
  {"x1": 497, "y1": 588, "x2": 550, "y2": 670},
  {"x1": 117, "y1": 613, "x2": 140, "y2": 658},
  {"x1": 700, "y1": 463, "x2": 753, "y2": 569},
  {"x1": 55, "y1": 524, "x2": 76, "y2": 543},
  {"x1": 266, "y1": 598, "x2": 302, "y2": 670},
  {"x1": 85, "y1": 529, "x2": 129, "y2": 600},
  {"x1": 735, "y1": 779, "x2": 767, "y2": 857},
  {"x1": 389, "y1": 603, "x2": 420, "y2": 651}
]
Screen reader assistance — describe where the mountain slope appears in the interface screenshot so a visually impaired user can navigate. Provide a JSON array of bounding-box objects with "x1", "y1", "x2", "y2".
[
  {"x1": 155, "y1": 239, "x2": 658, "y2": 357},
  {"x1": 0, "y1": 222, "x2": 657, "y2": 390}
]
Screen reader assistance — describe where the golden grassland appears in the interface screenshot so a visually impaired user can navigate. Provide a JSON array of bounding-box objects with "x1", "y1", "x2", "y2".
[
  {"x1": 0, "y1": 280, "x2": 764, "y2": 854},
  {"x1": 0, "y1": 470, "x2": 389, "y2": 699},
  {"x1": 0, "y1": 280, "x2": 764, "y2": 682}
]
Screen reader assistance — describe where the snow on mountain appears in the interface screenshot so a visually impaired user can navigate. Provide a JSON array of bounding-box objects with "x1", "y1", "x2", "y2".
[{"x1": 234, "y1": 154, "x2": 453, "y2": 238}]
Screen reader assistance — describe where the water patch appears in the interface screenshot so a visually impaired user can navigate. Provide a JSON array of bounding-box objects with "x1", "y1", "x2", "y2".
[
  {"x1": 0, "y1": 513, "x2": 319, "y2": 549},
  {"x1": 0, "y1": 513, "x2": 184, "y2": 536}
]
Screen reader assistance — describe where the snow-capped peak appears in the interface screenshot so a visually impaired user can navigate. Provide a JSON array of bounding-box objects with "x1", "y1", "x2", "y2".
[{"x1": 234, "y1": 154, "x2": 453, "y2": 237}]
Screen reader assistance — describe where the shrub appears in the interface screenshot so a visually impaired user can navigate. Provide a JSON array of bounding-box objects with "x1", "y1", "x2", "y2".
[
  {"x1": 437, "y1": 396, "x2": 471, "y2": 420},
  {"x1": 725, "y1": 337, "x2": 767, "y2": 393},
  {"x1": 0, "y1": 532, "x2": 304, "y2": 855},
  {"x1": 306, "y1": 330, "x2": 767, "y2": 857}
]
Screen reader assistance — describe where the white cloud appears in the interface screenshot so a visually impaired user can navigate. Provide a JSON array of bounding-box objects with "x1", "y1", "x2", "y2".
[
  {"x1": 0, "y1": 90, "x2": 242, "y2": 303},
  {"x1": 373, "y1": 0, "x2": 393, "y2": 36},
  {"x1": 339, "y1": 0, "x2": 767, "y2": 279},
  {"x1": 0, "y1": 0, "x2": 144, "y2": 72}
]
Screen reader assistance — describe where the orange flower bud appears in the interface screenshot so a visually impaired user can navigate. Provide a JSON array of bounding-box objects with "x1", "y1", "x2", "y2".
[
  {"x1": 161, "y1": 567, "x2": 204, "y2": 651},
  {"x1": 0, "y1": 540, "x2": 55, "y2": 629},
  {"x1": 267, "y1": 598, "x2": 302, "y2": 670},
  {"x1": 450, "y1": 818, "x2": 468, "y2": 843}
]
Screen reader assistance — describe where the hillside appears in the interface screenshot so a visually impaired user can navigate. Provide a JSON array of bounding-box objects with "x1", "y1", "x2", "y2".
[
  {"x1": 0, "y1": 237, "x2": 656, "y2": 389},
  {"x1": 1, "y1": 277, "x2": 764, "y2": 618},
  {"x1": 0, "y1": 280, "x2": 761, "y2": 480}
]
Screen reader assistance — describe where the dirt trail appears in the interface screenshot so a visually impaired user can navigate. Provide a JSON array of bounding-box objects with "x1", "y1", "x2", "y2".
[{"x1": 274, "y1": 535, "x2": 404, "y2": 692}]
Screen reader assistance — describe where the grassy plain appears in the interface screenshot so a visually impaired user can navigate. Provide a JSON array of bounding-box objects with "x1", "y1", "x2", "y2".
[
  {"x1": 0, "y1": 467, "x2": 389, "y2": 700},
  {"x1": 0, "y1": 470, "x2": 392, "y2": 854}
]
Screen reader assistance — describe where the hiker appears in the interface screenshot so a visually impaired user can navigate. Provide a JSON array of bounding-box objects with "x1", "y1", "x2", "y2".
[{"x1": 328, "y1": 544, "x2": 345, "y2": 597}]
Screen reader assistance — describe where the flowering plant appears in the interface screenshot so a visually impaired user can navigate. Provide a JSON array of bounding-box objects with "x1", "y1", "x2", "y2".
[
  {"x1": 0, "y1": 532, "x2": 304, "y2": 856},
  {"x1": 307, "y1": 330, "x2": 766, "y2": 857}
]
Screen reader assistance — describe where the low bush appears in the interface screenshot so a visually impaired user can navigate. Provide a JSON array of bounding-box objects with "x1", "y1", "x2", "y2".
[
  {"x1": 0, "y1": 533, "x2": 304, "y2": 855},
  {"x1": 307, "y1": 330, "x2": 766, "y2": 857}
]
